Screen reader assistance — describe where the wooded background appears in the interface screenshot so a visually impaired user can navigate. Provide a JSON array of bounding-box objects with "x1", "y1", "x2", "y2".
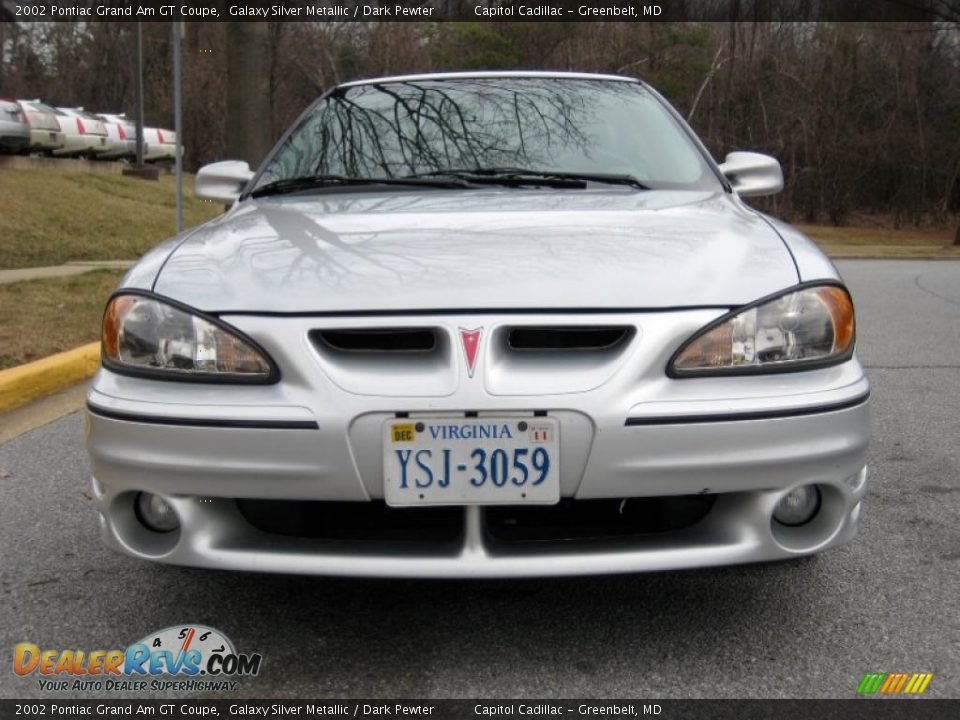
[{"x1": 1, "y1": 20, "x2": 958, "y2": 226}]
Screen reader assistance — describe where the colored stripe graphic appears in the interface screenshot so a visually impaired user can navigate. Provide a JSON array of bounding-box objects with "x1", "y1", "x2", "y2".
[
  {"x1": 857, "y1": 674, "x2": 883, "y2": 694},
  {"x1": 904, "y1": 674, "x2": 922, "y2": 694},
  {"x1": 858, "y1": 673, "x2": 886, "y2": 694},
  {"x1": 858, "y1": 672, "x2": 933, "y2": 695},
  {"x1": 891, "y1": 673, "x2": 910, "y2": 694},
  {"x1": 879, "y1": 674, "x2": 897, "y2": 694}
]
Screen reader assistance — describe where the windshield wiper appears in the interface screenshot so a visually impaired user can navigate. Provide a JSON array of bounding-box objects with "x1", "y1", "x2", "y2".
[
  {"x1": 249, "y1": 174, "x2": 470, "y2": 199},
  {"x1": 405, "y1": 167, "x2": 649, "y2": 190}
]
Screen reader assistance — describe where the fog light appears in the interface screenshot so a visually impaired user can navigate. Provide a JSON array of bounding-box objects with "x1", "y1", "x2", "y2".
[
  {"x1": 135, "y1": 492, "x2": 179, "y2": 533},
  {"x1": 773, "y1": 485, "x2": 821, "y2": 526}
]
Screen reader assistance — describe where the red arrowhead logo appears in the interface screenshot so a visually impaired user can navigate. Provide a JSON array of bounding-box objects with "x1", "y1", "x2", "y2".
[{"x1": 459, "y1": 327, "x2": 482, "y2": 378}]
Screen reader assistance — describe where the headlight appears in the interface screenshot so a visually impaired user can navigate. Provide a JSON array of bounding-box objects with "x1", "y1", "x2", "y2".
[
  {"x1": 102, "y1": 293, "x2": 277, "y2": 382},
  {"x1": 669, "y1": 283, "x2": 855, "y2": 376}
]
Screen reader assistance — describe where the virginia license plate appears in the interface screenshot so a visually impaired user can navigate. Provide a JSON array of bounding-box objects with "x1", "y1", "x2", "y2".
[{"x1": 383, "y1": 417, "x2": 560, "y2": 506}]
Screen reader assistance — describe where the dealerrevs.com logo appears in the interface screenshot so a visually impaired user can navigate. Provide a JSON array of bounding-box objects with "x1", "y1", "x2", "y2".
[{"x1": 13, "y1": 625, "x2": 262, "y2": 693}]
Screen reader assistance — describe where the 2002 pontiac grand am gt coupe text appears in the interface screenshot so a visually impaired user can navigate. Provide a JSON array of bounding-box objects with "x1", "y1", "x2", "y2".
[{"x1": 85, "y1": 72, "x2": 870, "y2": 577}]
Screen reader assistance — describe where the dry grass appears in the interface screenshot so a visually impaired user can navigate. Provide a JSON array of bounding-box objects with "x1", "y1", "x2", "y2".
[
  {"x1": 800, "y1": 223, "x2": 960, "y2": 259},
  {"x1": 0, "y1": 269, "x2": 123, "y2": 369},
  {"x1": 0, "y1": 168, "x2": 221, "y2": 269}
]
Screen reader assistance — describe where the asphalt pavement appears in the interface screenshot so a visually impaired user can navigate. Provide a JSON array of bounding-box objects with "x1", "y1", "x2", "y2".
[{"x1": 0, "y1": 259, "x2": 957, "y2": 700}]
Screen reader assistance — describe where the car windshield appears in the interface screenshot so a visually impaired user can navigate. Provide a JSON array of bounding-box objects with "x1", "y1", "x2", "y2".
[
  {"x1": 255, "y1": 77, "x2": 720, "y2": 192},
  {"x1": 28, "y1": 102, "x2": 62, "y2": 116}
]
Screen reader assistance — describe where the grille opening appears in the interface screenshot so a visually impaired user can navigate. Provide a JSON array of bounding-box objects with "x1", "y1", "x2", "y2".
[
  {"x1": 485, "y1": 495, "x2": 716, "y2": 543},
  {"x1": 312, "y1": 328, "x2": 437, "y2": 353},
  {"x1": 237, "y1": 499, "x2": 462, "y2": 544},
  {"x1": 235, "y1": 496, "x2": 716, "y2": 549},
  {"x1": 507, "y1": 326, "x2": 632, "y2": 351}
]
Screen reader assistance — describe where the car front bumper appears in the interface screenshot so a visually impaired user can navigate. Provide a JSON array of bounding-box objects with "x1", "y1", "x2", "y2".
[
  {"x1": 99, "y1": 138, "x2": 136, "y2": 158},
  {"x1": 53, "y1": 133, "x2": 108, "y2": 156},
  {"x1": 0, "y1": 123, "x2": 30, "y2": 151},
  {"x1": 144, "y1": 142, "x2": 176, "y2": 161},
  {"x1": 28, "y1": 128, "x2": 64, "y2": 150},
  {"x1": 85, "y1": 310, "x2": 871, "y2": 577}
]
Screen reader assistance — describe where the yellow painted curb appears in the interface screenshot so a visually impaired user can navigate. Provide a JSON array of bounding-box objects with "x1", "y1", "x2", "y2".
[{"x1": 0, "y1": 342, "x2": 100, "y2": 413}]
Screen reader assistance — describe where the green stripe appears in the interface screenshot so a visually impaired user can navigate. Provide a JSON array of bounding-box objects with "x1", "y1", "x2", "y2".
[{"x1": 857, "y1": 673, "x2": 884, "y2": 694}]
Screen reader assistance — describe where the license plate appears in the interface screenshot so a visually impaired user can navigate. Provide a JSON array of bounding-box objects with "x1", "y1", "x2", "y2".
[{"x1": 383, "y1": 417, "x2": 560, "y2": 506}]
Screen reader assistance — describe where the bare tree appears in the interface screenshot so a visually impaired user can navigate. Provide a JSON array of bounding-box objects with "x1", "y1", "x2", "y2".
[{"x1": 225, "y1": 22, "x2": 272, "y2": 166}]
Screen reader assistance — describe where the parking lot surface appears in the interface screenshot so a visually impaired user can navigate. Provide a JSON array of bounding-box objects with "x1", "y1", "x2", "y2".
[{"x1": 0, "y1": 260, "x2": 957, "y2": 699}]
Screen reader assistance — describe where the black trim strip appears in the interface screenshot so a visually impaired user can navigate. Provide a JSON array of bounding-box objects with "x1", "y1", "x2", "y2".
[
  {"x1": 624, "y1": 392, "x2": 870, "y2": 426},
  {"x1": 87, "y1": 404, "x2": 319, "y2": 430},
  {"x1": 217, "y1": 305, "x2": 733, "y2": 318}
]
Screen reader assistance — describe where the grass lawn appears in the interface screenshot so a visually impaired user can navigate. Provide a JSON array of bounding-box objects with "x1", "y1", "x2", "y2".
[
  {"x1": 799, "y1": 223, "x2": 960, "y2": 259},
  {"x1": 0, "y1": 269, "x2": 123, "y2": 369},
  {"x1": 0, "y1": 168, "x2": 221, "y2": 269}
]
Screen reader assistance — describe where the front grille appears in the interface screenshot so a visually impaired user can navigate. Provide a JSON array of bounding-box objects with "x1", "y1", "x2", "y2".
[
  {"x1": 236, "y1": 496, "x2": 715, "y2": 547},
  {"x1": 485, "y1": 496, "x2": 716, "y2": 543},
  {"x1": 311, "y1": 328, "x2": 437, "y2": 353},
  {"x1": 506, "y1": 326, "x2": 633, "y2": 351},
  {"x1": 237, "y1": 499, "x2": 462, "y2": 544}
]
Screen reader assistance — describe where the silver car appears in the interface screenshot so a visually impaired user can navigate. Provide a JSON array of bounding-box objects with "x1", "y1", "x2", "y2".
[
  {"x1": 0, "y1": 98, "x2": 30, "y2": 153},
  {"x1": 16, "y1": 100, "x2": 64, "y2": 153},
  {"x1": 54, "y1": 107, "x2": 110, "y2": 157},
  {"x1": 95, "y1": 113, "x2": 137, "y2": 160},
  {"x1": 86, "y1": 72, "x2": 870, "y2": 578}
]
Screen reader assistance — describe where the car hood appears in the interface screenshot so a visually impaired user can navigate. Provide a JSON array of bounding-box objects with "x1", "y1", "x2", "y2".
[{"x1": 152, "y1": 189, "x2": 798, "y2": 313}]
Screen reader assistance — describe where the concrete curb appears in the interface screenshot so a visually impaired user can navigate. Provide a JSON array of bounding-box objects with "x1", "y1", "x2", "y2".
[{"x1": 0, "y1": 342, "x2": 99, "y2": 413}]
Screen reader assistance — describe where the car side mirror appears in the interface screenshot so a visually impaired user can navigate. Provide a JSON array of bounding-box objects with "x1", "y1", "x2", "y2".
[
  {"x1": 718, "y1": 152, "x2": 783, "y2": 197},
  {"x1": 195, "y1": 160, "x2": 255, "y2": 203}
]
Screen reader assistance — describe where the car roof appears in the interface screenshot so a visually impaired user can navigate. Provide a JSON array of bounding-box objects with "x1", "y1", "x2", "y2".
[
  {"x1": 61, "y1": 107, "x2": 99, "y2": 117},
  {"x1": 20, "y1": 100, "x2": 61, "y2": 114},
  {"x1": 338, "y1": 70, "x2": 640, "y2": 89}
]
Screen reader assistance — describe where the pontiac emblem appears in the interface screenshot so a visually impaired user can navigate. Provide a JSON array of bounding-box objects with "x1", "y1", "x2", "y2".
[{"x1": 459, "y1": 327, "x2": 482, "y2": 378}]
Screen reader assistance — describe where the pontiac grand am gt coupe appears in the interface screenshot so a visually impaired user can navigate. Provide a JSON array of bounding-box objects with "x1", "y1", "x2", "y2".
[{"x1": 85, "y1": 72, "x2": 870, "y2": 577}]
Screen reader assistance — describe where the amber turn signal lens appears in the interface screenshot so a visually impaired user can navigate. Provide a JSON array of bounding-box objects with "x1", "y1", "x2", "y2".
[
  {"x1": 102, "y1": 295, "x2": 137, "y2": 361},
  {"x1": 815, "y1": 286, "x2": 855, "y2": 353}
]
